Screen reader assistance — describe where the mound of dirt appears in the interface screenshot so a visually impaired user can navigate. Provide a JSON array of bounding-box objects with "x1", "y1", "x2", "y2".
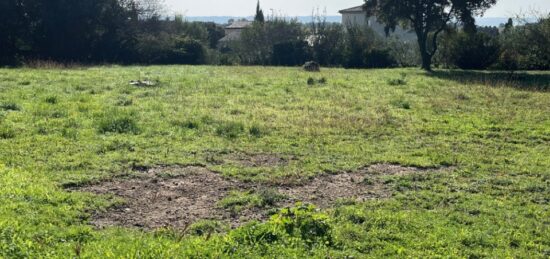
[{"x1": 76, "y1": 164, "x2": 451, "y2": 230}]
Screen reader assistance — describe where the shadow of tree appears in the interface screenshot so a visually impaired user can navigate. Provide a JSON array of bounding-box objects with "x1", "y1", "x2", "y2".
[{"x1": 428, "y1": 70, "x2": 550, "y2": 92}]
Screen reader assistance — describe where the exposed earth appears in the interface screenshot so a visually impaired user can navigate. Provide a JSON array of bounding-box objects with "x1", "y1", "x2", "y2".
[{"x1": 77, "y1": 162, "x2": 453, "y2": 229}]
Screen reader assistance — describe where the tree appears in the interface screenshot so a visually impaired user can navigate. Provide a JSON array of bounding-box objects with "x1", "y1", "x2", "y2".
[
  {"x1": 254, "y1": 1, "x2": 265, "y2": 23},
  {"x1": 364, "y1": 0, "x2": 497, "y2": 71}
]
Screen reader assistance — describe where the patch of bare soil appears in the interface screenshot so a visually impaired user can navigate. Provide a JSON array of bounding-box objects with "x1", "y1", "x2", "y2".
[
  {"x1": 76, "y1": 164, "x2": 451, "y2": 230},
  {"x1": 223, "y1": 153, "x2": 291, "y2": 167},
  {"x1": 80, "y1": 166, "x2": 249, "y2": 229},
  {"x1": 278, "y1": 164, "x2": 448, "y2": 207}
]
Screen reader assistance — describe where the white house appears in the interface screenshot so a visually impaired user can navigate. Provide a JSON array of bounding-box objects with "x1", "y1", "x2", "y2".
[{"x1": 339, "y1": 5, "x2": 416, "y2": 41}]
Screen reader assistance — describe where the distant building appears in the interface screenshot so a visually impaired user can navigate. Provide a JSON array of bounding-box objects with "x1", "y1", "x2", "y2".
[
  {"x1": 339, "y1": 5, "x2": 416, "y2": 41},
  {"x1": 218, "y1": 20, "x2": 253, "y2": 43}
]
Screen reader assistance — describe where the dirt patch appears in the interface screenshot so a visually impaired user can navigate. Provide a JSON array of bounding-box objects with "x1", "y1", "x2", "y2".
[
  {"x1": 223, "y1": 153, "x2": 291, "y2": 167},
  {"x1": 278, "y1": 164, "x2": 447, "y2": 207},
  {"x1": 80, "y1": 166, "x2": 249, "y2": 229},
  {"x1": 76, "y1": 164, "x2": 450, "y2": 230}
]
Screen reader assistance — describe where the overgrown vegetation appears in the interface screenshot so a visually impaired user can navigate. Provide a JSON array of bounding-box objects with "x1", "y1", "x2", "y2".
[{"x1": 0, "y1": 66, "x2": 548, "y2": 257}]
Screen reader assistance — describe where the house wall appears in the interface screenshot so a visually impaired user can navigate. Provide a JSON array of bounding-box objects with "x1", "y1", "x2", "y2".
[{"x1": 342, "y1": 13, "x2": 417, "y2": 41}]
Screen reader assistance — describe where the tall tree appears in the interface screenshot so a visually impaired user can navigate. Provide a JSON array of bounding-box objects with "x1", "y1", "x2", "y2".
[
  {"x1": 364, "y1": 0, "x2": 497, "y2": 71},
  {"x1": 254, "y1": 1, "x2": 265, "y2": 23}
]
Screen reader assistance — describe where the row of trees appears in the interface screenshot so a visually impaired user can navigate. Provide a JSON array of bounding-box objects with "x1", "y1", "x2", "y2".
[
  {"x1": 435, "y1": 17, "x2": 550, "y2": 70},
  {"x1": 0, "y1": 0, "x2": 548, "y2": 71},
  {"x1": 0, "y1": 0, "x2": 223, "y2": 65}
]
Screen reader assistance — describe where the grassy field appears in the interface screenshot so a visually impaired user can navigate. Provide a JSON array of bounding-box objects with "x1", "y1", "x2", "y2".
[{"x1": 0, "y1": 66, "x2": 548, "y2": 258}]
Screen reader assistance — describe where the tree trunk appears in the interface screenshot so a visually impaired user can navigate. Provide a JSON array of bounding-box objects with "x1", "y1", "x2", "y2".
[
  {"x1": 420, "y1": 51, "x2": 432, "y2": 71},
  {"x1": 417, "y1": 34, "x2": 433, "y2": 71}
]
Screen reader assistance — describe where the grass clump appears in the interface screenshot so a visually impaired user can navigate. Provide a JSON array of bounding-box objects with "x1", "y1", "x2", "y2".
[
  {"x1": 188, "y1": 220, "x2": 228, "y2": 236},
  {"x1": 307, "y1": 77, "x2": 328, "y2": 86},
  {"x1": 45, "y1": 96, "x2": 58, "y2": 104},
  {"x1": 248, "y1": 124, "x2": 266, "y2": 137},
  {"x1": 215, "y1": 121, "x2": 244, "y2": 138},
  {"x1": 392, "y1": 99, "x2": 412, "y2": 110},
  {"x1": 97, "y1": 111, "x2": 140, "y2": 135},
  {"x1": 173, "y1": 119, "x2": 201, "y2": 130},
  {"x1": 0, "y1": 125, "x2": 16, "y2": 139},
  {"x1": 0, "y1": 102, "x2": 21, "y2": 111},
  {"x1": 388, "y1": 73, "x2": 408, "y2": 86}
]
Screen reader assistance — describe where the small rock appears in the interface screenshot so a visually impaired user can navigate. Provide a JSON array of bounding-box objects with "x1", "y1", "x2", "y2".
[
  {"x1": 129, "y1": 80, "x2": 156, "y2": 87},
  {"x1": 303, "y1": 61, "x2": 321, "y2": 72}
]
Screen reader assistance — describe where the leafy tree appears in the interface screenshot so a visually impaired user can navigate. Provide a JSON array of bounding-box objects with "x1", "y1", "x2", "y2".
[
  {"x1": 364, "y1": 0, "x2": 497, "y2": 71},
  {"x1": 309, "y1": 14, "x2": 345, "y2": 66}
]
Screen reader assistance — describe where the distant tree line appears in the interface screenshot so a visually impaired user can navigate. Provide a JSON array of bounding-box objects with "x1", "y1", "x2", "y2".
[
  {"x1": 0, "y1": 0, "x2": 548, "y2": 71},
  {"x1": 435, "y1": 17, "x2": 550, "y2": 70},
  {"x1": 0, "y1": 0, "x2": 223, "y2": 66}
]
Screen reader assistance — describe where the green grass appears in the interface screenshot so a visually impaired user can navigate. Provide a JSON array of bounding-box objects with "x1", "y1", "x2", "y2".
[{"x1": 0, "y1": 66, "x2": 548, "y2": 257}]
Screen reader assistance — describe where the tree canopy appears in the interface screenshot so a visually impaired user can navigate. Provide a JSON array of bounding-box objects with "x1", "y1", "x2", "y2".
[{"x1": 364, "y1": 0, "x2": 497, "y2": 70}]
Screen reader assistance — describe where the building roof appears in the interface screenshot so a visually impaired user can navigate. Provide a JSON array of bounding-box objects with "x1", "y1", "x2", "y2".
[
  {"x1": 338, "y1": 5, "x2": 365, "y2": 14},
  {"x1": 226, "y1": 20, "x2": 253, "y2": 29}
]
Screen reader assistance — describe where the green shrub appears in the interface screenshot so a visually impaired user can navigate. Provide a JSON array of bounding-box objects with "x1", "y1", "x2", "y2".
[
  {"x1": 364, "y1": 49, "x2": 398, "y2": 68},
  {"x1": 271, "y1": 204, "x2": 333, "y2": 246}
]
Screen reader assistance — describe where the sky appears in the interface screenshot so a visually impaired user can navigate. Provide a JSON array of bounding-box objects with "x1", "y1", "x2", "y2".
[{"x1": 163, "y1": 0, "x2": 550, "y2": 17}]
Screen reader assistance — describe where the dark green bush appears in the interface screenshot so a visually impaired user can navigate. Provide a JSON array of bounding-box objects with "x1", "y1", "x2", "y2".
[{"x1": 364, "y1": 49, "x2": 398, "y2": 68}]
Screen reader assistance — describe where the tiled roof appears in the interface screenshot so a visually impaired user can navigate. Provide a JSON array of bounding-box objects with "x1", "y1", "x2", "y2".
[
  {"x1": 226, "y1": 20, "x2": 253, "y2": 29},
  {"x1": 338, "y1": 5, "x2": 365, "y2": 14}
]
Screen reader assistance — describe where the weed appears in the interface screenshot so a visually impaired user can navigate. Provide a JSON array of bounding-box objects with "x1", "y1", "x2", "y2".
[
  {"x1": 0, "y1": 102, "x2": 20, "y2": 111},
  {"x1": 115, "y1": 96, "x2": 133, "y2": 106},
  {"x1": 249, "y1": 124, "x2": 265, "y2": 137},
  {"x1": 172, "y1": 119, "x2": 202, "y2": 130},
  {"x1": 97, "y1": 111, "x2": 140, "y2": 134},
  {"x1": 188, "y1": 220, "x2": 228, "y2": 236},
  {"x1": 307, "y1": 77, "x2": 316, "y2": 86},
  {"x1": 387, "y1": 78, "x2": 407, "y2": 86},
  {"x1": 0, "y1": 125, "x2": 16, "y2": 139},
  {"x1": 392, "y1": 99, "x2": 412, "y2": 110},
  {"x1": 45, "y1": 96, "x2": 58, "y2": 104},
  {"x1": 215, "y1": 121, "x2": 244, "y2": 138},
  {"x1": 388, "y1": 73, "x2": 408, "y2": 86}
]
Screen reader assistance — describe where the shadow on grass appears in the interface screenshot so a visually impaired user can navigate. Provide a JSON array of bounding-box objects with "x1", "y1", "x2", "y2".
[{"x1": 429, "y1": 70, "x2": 550, "y2": 92}]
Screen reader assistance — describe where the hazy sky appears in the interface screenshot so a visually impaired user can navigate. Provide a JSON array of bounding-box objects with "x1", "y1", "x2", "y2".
[{"x1": 163, "y1": 0, "x2": 550, "y2": 17}]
